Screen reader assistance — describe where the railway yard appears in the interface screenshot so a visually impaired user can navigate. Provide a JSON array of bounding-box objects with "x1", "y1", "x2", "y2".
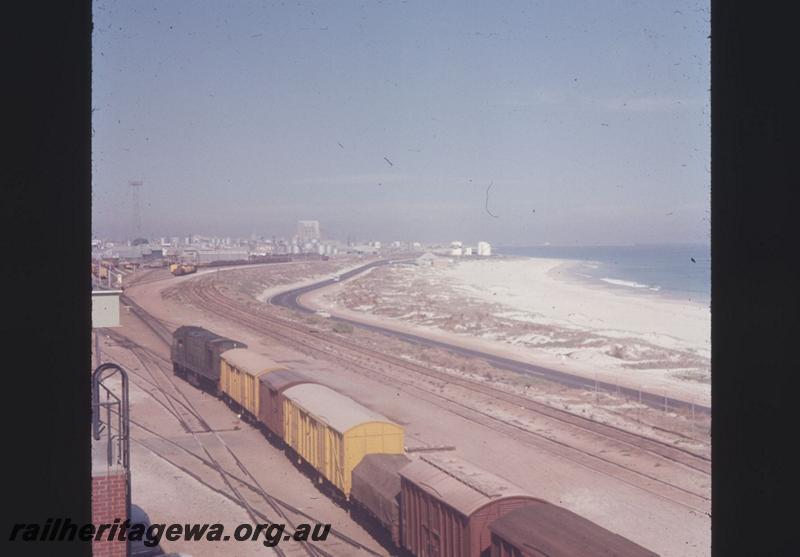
[{"x1": 96, "y1": 258, "x2": 711, "y2": 557}]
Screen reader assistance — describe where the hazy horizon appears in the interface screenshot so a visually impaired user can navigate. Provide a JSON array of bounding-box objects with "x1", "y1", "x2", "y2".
[
  {"x1": 92, "y1": 0, "x2": 710, "y2": 246},
  {"x1": 92, "y1": 233, "x2": 711, "y2": 250}
]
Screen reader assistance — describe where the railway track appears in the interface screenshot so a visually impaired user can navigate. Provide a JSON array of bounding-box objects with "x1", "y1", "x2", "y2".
[
  {"x1": 119, "y1": 267, "x2": 164, "y2": 288},
  {"x1": 190, "y1": 278, "x2": 711, "y2": 465},
  {"x1": 105, "y1": 331, "x2": 210, "y2": 434},
  {"x1": 173, "y1": 277, "x2": 710, "y2": 514},
  {"x1": 98, "y1": 327, "x2": 383, "y2": 557}
]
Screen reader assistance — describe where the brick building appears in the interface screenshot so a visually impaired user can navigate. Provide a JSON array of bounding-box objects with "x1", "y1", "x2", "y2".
[{"x1": 92, "y1": 439, "x2": 129, "y2": 556}]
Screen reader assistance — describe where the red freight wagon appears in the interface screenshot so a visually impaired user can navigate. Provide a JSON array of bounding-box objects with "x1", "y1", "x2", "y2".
[
  {"x1": 257, "y1": 369, "x2": 315, "y2": 439},
  {"x1": 399, "y1": 454, "x2": 541, "y2": 557},
  {"x1": 489, "y1": 501, "x2": 659, "y2": 557}
]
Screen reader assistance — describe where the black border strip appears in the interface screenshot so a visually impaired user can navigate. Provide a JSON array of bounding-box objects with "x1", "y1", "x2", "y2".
[{"x1": 3, "y1": 1, "x2": 800, "y2": 556}]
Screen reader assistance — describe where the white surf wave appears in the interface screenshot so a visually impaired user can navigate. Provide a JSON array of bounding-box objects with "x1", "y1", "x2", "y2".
[{"x1": 600, "y1": 277, "x2": 655, "y2": 290}]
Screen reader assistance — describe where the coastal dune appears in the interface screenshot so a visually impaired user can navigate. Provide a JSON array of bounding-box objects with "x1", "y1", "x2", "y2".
[{"x1": 306, "y1": 256, "x2": 711, "y2": 405}]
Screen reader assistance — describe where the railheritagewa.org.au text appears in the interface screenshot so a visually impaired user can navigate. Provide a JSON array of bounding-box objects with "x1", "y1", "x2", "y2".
[{"x1": 9, "y1": 518, "x2": 331, "y2": 547}]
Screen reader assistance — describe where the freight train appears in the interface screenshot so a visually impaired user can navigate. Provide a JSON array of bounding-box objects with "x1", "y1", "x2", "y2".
[
  {"x1": 169, "y1": 255, "x2": 293, "y2": 276},
  {"x1": 171, "y1": 325, "x2": 659, "y2": 557}
]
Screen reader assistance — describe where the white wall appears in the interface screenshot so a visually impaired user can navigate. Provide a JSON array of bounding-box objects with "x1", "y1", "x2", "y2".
[{"x1": 92, "y1": 291, "x2": 121, "y2": 328}]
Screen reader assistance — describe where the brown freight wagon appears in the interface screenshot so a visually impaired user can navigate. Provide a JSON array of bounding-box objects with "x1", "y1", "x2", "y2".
[
  {"x1": 489, "y1": 501, "x2": 659, "y2": 557},
  {"x1": 350, "y1": 453, "x2": 411, "y2": 547},
  {"x1": 399, "y1": 454, "x2": 541, "y2": 557},
  {"x1": 257, "y1": 369, "x2": 315, "y2": 439}
]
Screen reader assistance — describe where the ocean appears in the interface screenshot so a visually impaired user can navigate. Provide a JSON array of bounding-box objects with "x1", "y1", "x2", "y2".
[{"x1": 495, "y1": 244, "x2": 710, "y2": 303}]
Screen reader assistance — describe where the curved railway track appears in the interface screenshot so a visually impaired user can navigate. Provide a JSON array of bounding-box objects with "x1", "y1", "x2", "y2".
[{"x1": 162, "y1": 277, "x2": 711, "y2": 514}]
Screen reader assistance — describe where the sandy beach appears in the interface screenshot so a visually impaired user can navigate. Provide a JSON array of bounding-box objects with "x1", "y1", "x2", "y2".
[
  {"x1": 308, "y1": 257, "x2": 711, "y2": 405},
  {"x1": 446, "y1": 258, "x2": 710, "y2": 357}
]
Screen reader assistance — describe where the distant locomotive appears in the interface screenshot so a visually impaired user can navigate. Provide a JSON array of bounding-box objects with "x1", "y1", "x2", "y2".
[
  {"x1": 170, "y1": 325, "x2": 659, "y2": 557},
  {"x1": 169, "y1": 263, "x2": 197, "y2": 276}
]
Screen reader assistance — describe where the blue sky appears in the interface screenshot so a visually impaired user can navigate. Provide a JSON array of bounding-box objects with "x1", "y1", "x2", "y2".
[{"x1": 92, "y1": 0, "x2": 709, "y2": 245}]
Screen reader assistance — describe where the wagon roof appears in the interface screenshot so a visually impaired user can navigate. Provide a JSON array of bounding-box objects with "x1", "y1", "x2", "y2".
[
  {"x1": 220, "y1": 348, "x2": 285, "y2": 377},
  {"x1": 352, "y1": 453, "x2": 411, "y2": 502},
  {"x1": 175, "y1": 325, "x2": 227, "y2": 342},
  {"x1": 259, "y1": 369, "x2": 314, "y2": 391},
  {"x1": 488, "y1": 501, "x2": 659, "y2": 556},
  {"x1": 399, "y1": 454, "x2": 535, "y2": 517},
  {"x1": 175, "y1": 325, "x2": 244, "y2": 347},
  {"x1": 282, "y1": 383, "x2": 396, "y2": 434}
]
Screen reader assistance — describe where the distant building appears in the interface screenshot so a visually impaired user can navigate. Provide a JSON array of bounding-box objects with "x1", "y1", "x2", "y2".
[
  {"x1": 195, "y1": 250, "x2": 249, "y2": 263},
  {"x1": 142, "y1": 248, "x2": 162, "y2": 261},
  {"x1": 182, "y1": 248, "x2": 198, "y2": 261},
  {"x1": 416, "y1": 253, "x2": 453, "y2": 267},
  {"x1": 450, "y1": 247, "x2": 463, "y2": 257},
  {"x1": 105, "y1": 245, "x2": 145, "y2": 260},
  {"x1": 463, "y1": 247, "x2": 473, "y2": 256},
  {"x1": 450, "y1": 241, "x2": 462, "y2": 248},
  {"x1": 296, "y1": 220, "x2": 321, "y2": 243},
  {"x1": 349, "y1": 243, "x2": 378, "y2": 255},
  {"x1": 477, "y1": 241, "x2": 492, "y2": 257}
]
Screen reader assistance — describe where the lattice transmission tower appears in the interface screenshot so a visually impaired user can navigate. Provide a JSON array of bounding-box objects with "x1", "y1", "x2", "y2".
[{"x1": 129, "y1": 180, "x2": 143, "y2": 239}]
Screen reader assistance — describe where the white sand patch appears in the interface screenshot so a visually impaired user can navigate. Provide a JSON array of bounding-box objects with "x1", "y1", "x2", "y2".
[{"x1": 443, "y1": 258, "x2": 710, "y2": 356}]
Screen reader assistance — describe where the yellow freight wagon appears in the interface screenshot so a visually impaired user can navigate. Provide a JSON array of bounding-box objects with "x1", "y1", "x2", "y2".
[
  {"x1": 219, "y1": 349, "x2": 286, "y2": 419},
  {"x1": 282, "y1": 383, "x2": 404, "y2": 496}
]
